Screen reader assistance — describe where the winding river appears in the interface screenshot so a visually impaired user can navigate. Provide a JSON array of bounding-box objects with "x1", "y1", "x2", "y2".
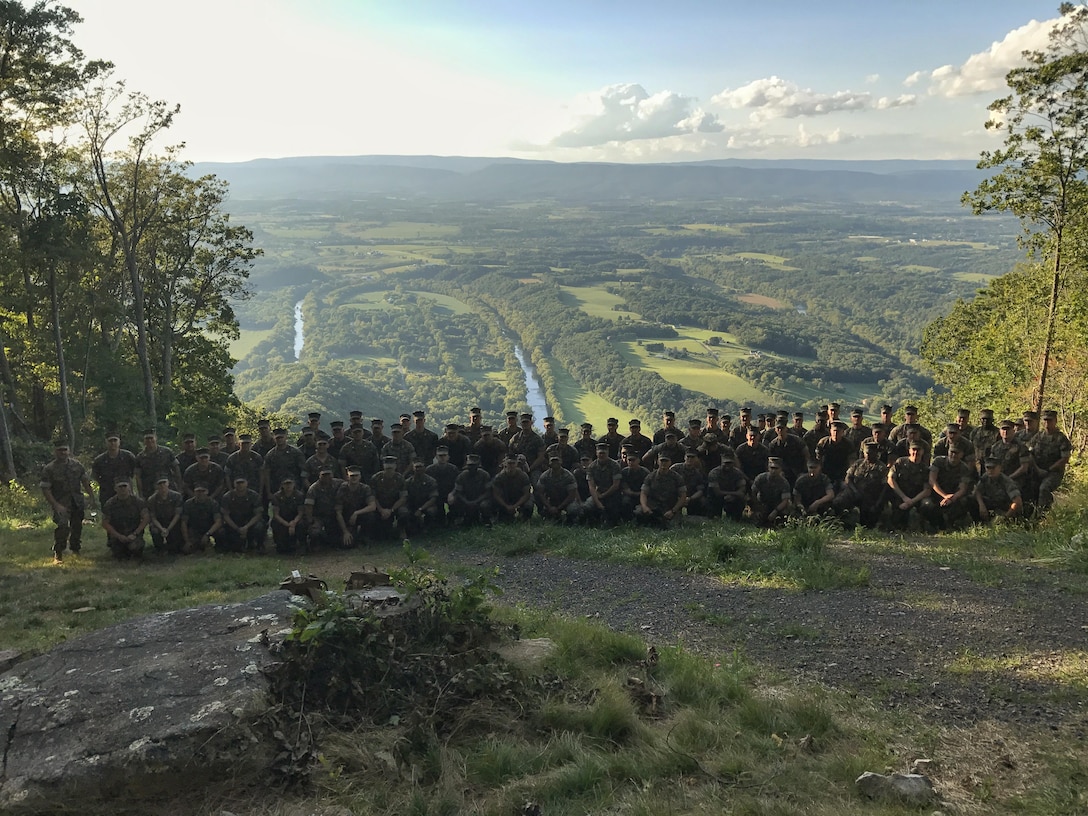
[
  {"x1": 293, "y1": 300, "x2": 304, "y2": 359},
  {"x1": 513, "y1": 345, "x2": 549, "y2": 422}
]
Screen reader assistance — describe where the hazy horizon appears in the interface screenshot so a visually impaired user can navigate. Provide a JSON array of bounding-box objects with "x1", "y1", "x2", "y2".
[{"x1": 67, "y1": 0, "x2": 1064, "y2": 164}]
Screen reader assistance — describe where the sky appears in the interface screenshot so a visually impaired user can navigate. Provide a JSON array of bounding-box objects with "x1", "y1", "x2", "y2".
[{"x1": 65, "y1": 0, "x2": 1070, "y2": 164}]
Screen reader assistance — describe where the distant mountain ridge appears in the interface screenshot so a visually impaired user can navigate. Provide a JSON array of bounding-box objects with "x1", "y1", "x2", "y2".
[{"x1": 191, "y1": 155, "x2": 987, "y2": 204}]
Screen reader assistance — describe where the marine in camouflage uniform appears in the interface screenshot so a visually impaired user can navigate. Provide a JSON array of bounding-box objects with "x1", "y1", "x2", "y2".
[
  {"x1": 584, "y1": 444, "x2": 623, "y2": 527},
  {"x1": 793, "y1": 460, "x2": 834, "y2": 518},
  {"x1": 40, "y1": 440, "x2": 96, "y2": 561},
  {"x1": 544, "y1": 428, "x2": 579, "y2": 471},
  {"x1": 305, "y1": 439, "x2": 344, "y2": 483},
  {"x1": 175, "y1": 433, "x2": 199, "y2": 476},
  {"x1": 886, "y1": 443, "x2": 931, "y2": 531},
  {"x1": 974, "y1": 458, "x2": 1022, "y2": 522},
  {"x1": 653, "y1": 411, "x2": 683, "y2": 445},
  {"x1": 91, "y1": 433, "x2": 137, "y2": 506},
  {"x1": 304, "y1": 468, "x2": 343, "y2": 550},
  {"x1": 492, "y1": 454, "x2": 534, "y2": 522},
  {"x1": 101, "y1": 480, "x2": 148, "y2": 560},
  {"x1": 844, "y1": 409, "x2": 871, "y2": 451},
  {"x1": 450, "y1": 454, "x2": 492, "y2": 526},
  {"x1": 766, "y1": 420, "x2": 808, "y2": 486},
  {"x1": 496, "y1": 411, "x2": 520, "y2": 445},
  {"x1": 183, "y1": 450, "x2": 226, "y2": 499},
  {"x1": 135, "y1": 430, "x2": 181, "y2": 498},
  {"x1": 1028, "y1": 410, "x2": 1072, "y2": 511},
  {"x1": 636, "y1": 453, "x2": 686, "y2": 527},
  {"x1": 146, "y1": 477, "x2": 184, "y2": 553},
  {"x1": 270, "y1": 478, "x2": 307, "y2": 554},
  {"x1": 833, "y1": 441, "x2": 889, "y2": 528},
  {"x1": 921, "y1": 446, "x2": 973, "y2": 530},
  {"x1": 405, "y1": 461, "x2": 441, "y2": 533},
  {"x1": 473, "y1": 426, "x2": 508, "y2": 476},
  {"x1": 536, "y1": 455, "x2": 581, "y2": 523},
  {"x1": 182, "y1": 486, "x2": 222, "y2": 553},
  {"x1": 573, "y1": 423, "x2": 598, "y2": 460},
  {"x1": 509, "y1": 415, "x2": 546, "y2": 475},
  {"x1": 338, "y1": 427, "x2": 380, "y2": 484},
  {"x1": 262, "y1": 429, "x2": 307, "y2": 494},
  {"x1": 707, "y1": 456, "x2": 748, "y2": 521},
  {"x1": 671, "y1": 450, "x2": 707, "y2": 516},
  {"x1": 225, "y1": 435, "x2": 265, "y2": 498},
  {"x1": 597, "y1": 418, "x2": 625, "y2": 461},
  {"x1": 371, "y1": 456, "x2": 410, "y2": 538},
  {"x1": 749, "y1": 458, "x2": 792, "y2": 527},
  {"x1": 970, "y1": 410, "x2": 1000, "y2": 472},
  {"x1": 336, "y1": 468, "x2": 377, "y2": 547},
  {"x1": 218, "y1": 477, "x2": 266, "y2": 553},
  {"x1": 381, "y1": 426, "x2": 417, "y2": 475},
  {"x1": 988, "y1": 420, "x2": 1034, "y2": 505},
  {"x1": 405, "y1": 410, "x2": 440, "y2": 465}
]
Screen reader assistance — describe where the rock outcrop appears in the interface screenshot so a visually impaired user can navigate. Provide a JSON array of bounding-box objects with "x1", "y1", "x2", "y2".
[{"x1": 0, "y1": 591, "x2": 299, "y2": 814}]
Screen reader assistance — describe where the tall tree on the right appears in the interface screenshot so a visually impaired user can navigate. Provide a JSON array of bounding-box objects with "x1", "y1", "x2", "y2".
[{"x1": 963, "y1": 3, "x2": 1088, "y2": 412}]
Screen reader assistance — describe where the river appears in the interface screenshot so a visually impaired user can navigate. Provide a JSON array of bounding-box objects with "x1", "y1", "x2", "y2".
[
  {"x1": 513, "y1": 345, "x2": 549, "y2": 423},
  {"x1": 293, "y1": 300, "x2": 303, "y2": 359}
]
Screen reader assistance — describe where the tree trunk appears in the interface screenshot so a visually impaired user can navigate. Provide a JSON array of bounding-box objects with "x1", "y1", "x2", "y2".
[
  {"x1": 127, "y1": 253, "x2": 157, "y2": 426},
  {"x1": 161, "y1": 293, "x2": 173, "y2": 414},
  {"x1": 49, "y1": 264, "x2": 76, "y2": 448},
  {"x1": 1035, "y1": 240, "x2": 1063, "y2": 412},
  {"x1": 0, "y1": 401, "x2": 14, "y2": 480}
]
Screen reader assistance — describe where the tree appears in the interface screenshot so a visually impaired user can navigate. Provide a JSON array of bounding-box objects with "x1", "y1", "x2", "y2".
[
  {"x1": 79, "y1": 78, "x2": 180, "y2": 426},
  {"x1": 963, "y1": 3, "x2": 1088, "y2": 411}
]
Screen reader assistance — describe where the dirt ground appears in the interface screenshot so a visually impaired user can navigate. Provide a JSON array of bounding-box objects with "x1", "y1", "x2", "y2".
[{"x1": 435, "y1": 542, "x2": 1088, "y2": 737}]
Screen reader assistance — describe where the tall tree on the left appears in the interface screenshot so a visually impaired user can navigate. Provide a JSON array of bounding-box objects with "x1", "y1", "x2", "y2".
[{"x1": 0, "y1": 0, "x2": 107, "y2": 471}]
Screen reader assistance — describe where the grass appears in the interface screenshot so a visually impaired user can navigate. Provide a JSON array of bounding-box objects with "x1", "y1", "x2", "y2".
[
  {"x1": 619, "y1": 339, "x2": 773, "y2": 404},
  {"x1": 548, "y1": 358, "x2": 647, "y2": 429},
  {"x1": 2, "y1": 487, "x2": 1087, "y2": 814},
  {"x1": 558, "y1": 284, "x2": 641, "y2": 321},
  {"x1": 229, "y1": 328, "x2": 273, "y2": 361},
  {"x1": 472, "y1": 515, "x2": 869, "y2": 592},
  {"x1": 737, "y1": 292, "x2": 791, "y2": 309}
]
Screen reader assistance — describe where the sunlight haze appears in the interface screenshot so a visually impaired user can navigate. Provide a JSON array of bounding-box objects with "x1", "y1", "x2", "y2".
[{"x1": 67, "y1": 0, "x2": 1064, "y2": 163}]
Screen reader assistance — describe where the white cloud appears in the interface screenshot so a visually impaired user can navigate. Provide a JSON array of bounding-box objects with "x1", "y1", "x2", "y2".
[
  {"x1": 874, "y1": 94, "x2": 917, "y2": 110},
  {"x1": 711, "y1": 76, "x2": 915, "y2": 122},
  {"x1": 865, "y1": 74, "x2": 880, "y2": 84},
  {"x1": 548, "y1": 83, "x2": 723, "y2": 148},
  {"x1": 721, "y1": 123, "x2": 857, "y2": 151},
  {"x1": 907, "y1": 14, "x2": 1064, "y2": 97}
]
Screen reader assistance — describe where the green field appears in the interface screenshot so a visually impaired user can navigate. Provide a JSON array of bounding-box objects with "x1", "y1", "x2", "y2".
[
  {"x1": 559, "y1": 284, "x2": 641, "y2": 321},
  {"x1": 619, "y1": 341, "x2": 773, "y2": 404},
  {"x1": 549, "y1": 361, "x2": 647, "y2": 428},
  {"x1": 954, "y1": 271, "x2": 999, "y2": 283},
  {"x1": 339, "y1": 221, "x2": 461, "y2": 241},
  {"x1": 229, "y1": 328, "x2": 272, "y2": 360}
]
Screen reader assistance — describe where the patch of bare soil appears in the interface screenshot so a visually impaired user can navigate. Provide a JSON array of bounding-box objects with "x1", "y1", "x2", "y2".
[{"x1": 436, "y1": 543, "x2": 1088, "y2": 737}]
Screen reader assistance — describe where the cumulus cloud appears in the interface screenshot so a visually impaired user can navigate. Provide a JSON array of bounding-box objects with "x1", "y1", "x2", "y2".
[
  {"x1": 905, "y1": 14, "x2": 1064, "y2": 96},
  {"x1": 548, "y1": 83, "x2": 723, "y2": 148},
  {"x1": 711, "y1": 76, "x2": 915, "y2": 122},
  {"x1": 722, "y1": 123, "x2": 858, "y2": 151}
]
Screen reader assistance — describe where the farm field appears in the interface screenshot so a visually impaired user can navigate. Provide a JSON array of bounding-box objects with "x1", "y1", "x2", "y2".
[
  {"x1": 558, "y1": 284, "x2": 640, "y2": 321},
  {"x1": 548, "y1": 360, "x2": 647, "y2": 429},
  {"x1": 228, "y1": 195, "x2": 1021, "y2": 424},
  {"x1": 229, "y1": 328, "x2": 272, "y2": 360},
  {"x1": 619, "y1": 340, "x2": 773, "y2": 405}
]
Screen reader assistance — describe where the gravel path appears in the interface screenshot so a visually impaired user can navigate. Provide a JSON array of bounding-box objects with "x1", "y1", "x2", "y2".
[{"x1": 437, "y1": 543, "x2": 1088, "y2": 734}]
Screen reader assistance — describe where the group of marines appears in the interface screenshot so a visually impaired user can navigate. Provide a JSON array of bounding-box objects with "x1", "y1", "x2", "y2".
[{"x1": 38, "y1": 400, "x2": 1072, "y2": 564}]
